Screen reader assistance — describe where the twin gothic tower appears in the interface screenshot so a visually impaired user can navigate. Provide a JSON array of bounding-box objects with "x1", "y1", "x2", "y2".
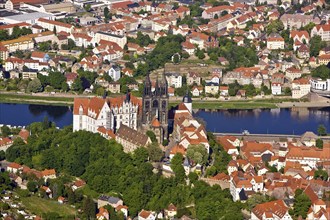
[{"x1": 142, "y1": 72, "x2": 169, "y2": 143}]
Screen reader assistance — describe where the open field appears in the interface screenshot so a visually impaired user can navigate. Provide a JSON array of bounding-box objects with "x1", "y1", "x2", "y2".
[{"x1": 21, "y1": 196, "x2": 76, "y2": 217}]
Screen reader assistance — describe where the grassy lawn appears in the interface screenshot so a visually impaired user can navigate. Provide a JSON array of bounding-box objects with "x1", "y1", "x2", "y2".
[
  {"x1": 21, "y1": 196, "x2": 76, "y2": 217},
  {"x1": 0, "y1": 93, "x2": 74, "y2": 105}
]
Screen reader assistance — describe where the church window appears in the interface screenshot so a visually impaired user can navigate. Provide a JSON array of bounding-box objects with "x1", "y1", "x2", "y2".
[{"x1": 153, "y1": 100, "x2": 158, "y2": 108}]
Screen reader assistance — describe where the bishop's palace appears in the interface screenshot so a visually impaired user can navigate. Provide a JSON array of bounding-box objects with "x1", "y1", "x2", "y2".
[{"x1": 73, "y1": 72, "x2": 169, "y2": 143}]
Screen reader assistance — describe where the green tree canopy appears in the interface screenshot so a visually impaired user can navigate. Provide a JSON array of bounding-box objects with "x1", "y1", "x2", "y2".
[
  {"x1": 27, "y1": 78, "x2": 43, "y2": 93},
  {"x1": 310, "y1": 36, "x2": 326, "y2": 57},
  {"x1": 186, "y1": 144, "x2": 208, "y2": 165},
  {"x1": 171, "y1": 153, "x2": 186, "y2": 183},
  {"x1": 311, "y1": 65, "x2": 330, "y2": 80}
]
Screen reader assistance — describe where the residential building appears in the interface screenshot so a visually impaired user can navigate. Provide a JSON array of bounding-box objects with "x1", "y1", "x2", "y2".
[
  {"x1": 187, "y1": 72, "x2": 201, "y2": 86},
  {"x1": 181, "y1": 41, "x2": 195, "y2": 55},
  {"x1": 251, "y1": 200, "x2": 292, "y2": 220},
  {"x1": 286, "y1": 67, "x2": 302, "y2": 81},
  {"x1": 31, "y1": 51, "x2": 50, "y2": 62},
  {"x1": 138, "y1": 210, "x2": 156, "y2": 220},
  {"x1": 218, "y1": 136, "x2": 240, "y2": 155},
  {"x1": 116, "y1": 125, "x2": 151, "y2": 153},
  {"x1": 108, "y1": 82, "x2": 121, "y2": 93},
  {"x1": 271, "y1": 83, "x2": 282, "y2": 95},
  {"x1": 290, "y1": 30, "x2": 310, "y2": 44},
  {"x1": 37, "y1": 18, "x2": 74, "y2": 34},
  {"x1": 165, "y1": 73, "x2": 182, "y2": 88},
  {"x1": 94, "y1": 32, "x2": 127, "y2": 49},
  {"x1": 267, "y1": 33, "x2": 284, "y2": 50},
  {"x1": 318, "y1": 54, "x2": 330, "y2": 65},
  {"x1": 311, "y1": 23, "x2": 330, "y2": 42},
  {"x1": 220, "y1": 86, "x2": 229, "y2": 96},
  {"x1": 280, "y1": 14, "x2": 320, "y2": 30},
  {"x1": 108, "y1": 66, "x2": 121, "y2": 82},
  {"x1": 310, "y1": 78, "x2": 330, "y2": 92},
  {"x1": 1, "y1": 36, "x2": 34, "y2": 52},
  {"x1": 0, "y1": 43, "x2": 9, "y2": 61},
  {"x1": 191, "y1": 86, "x2": 203, "y2": 97},
  {"x1": 97, "y1": 195, "x2": 123, "y2": 209},
  {"x1": 286, "y1": 146, "x2": 330, "y2": 169},
  {"x1": 292, "y1": 78, "x2": 311, "y2": 99},
  {"x1": 205, "y1": 82, "x2": 219, "y2": 95}
]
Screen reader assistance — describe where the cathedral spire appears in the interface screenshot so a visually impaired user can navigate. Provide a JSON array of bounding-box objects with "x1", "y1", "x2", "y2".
[{"x1": 144, "y1": 73, "x2": 152, "y2": 96}]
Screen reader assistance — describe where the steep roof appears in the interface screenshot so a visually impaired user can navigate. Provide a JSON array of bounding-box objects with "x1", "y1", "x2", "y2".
[
  {"x1": 116, "y1": 125, "x2": 150, "y2": 147},
  {"x1": 252, "y1": 200, "x2": 289, "y2": 219}
]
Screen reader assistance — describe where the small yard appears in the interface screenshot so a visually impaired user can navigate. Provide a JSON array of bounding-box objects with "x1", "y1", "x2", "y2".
[{"x1": 21, "y1": 196, "x2": 76, "y2": 217}]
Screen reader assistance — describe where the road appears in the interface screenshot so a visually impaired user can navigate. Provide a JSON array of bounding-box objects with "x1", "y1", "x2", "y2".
[
  {"x1": 1, "y1": 91, "x2": 329, "y2": 109},
  {"x1": 214, "y1": 133, "x2": 330, "y2": 141}
]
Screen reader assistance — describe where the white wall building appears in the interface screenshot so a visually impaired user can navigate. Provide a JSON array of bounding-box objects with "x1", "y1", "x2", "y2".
[
  {"x1": 292, "y1": 78, "x2": 311, "y2": 99},
  {"x1": 310, "y1": 78, "x2": 330, "y2": 92},
  {"x1": 73, "y1": 94, "x2": 141, "y2": 133},
  {"x1": 165, "y1": 73, "x2": 182, "y2": 88},
  {"x1": 109, "y1": 66, "x2": 121, "y2": 82},
  {"x1": 271, "y1": 83, "x2": 282, "y2": 95}
]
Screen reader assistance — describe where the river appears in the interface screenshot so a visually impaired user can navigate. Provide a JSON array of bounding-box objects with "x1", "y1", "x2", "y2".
[{"x1": 0, "y1": 103, "x2": 329, "y2": 135}]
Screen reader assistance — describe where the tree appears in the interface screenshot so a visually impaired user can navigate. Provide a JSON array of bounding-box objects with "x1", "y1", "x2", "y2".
[
  {"x1": 48, "y1": 71, "x2": 66, "y2": 90},
  {"x1": 1, "y1": 125, "x2": 11, "y2": 137},
  {"x1": 171, "y1": 153, "x2": 186, "y2": 183},
  {"x1": 38, "y1": 41, "x2": 52, "y2": 52},
  {"x1": 221, "y1": 11, "x2": 228, "y2": 16},
  {"x1": 246, "y1": 194, "x2": 270, "y2": 211},
  {"x1": 84, "y1": 4, "x2": 91, "y2": 12},
  {"x1": 186, "y1": 144, "x2": 208, "y2": 166},
  {"x1": 317, "y1": 124, "x2": 327, "y2": 136},
  {"x1": 310, "y1": 36, "x2": 326, "y2": 57},
  {"x1": 72, "y1": 78, "x2": 83, "y2": 92},
  {"x1": 173, "y1": 53, "x2": 180, "y2": 64},
  {"x1": 0, "y1": 150, "x2": 5, "y2": 161},
  {"x1": 214, "y1": 14, "x2": 219, "y2": 19},
  {"x1": 27, "y1": 181, "x2": 38, "y2": 193},
  {"x1": 266, "y1": 20, "x2": 284, "y2": 35},
  {"x1": 311, "y1": 65, "x2": 330, "y2": 80},
  {"x1": 146, "y1": 130, "x2": 157, "y2": 143},
  {"x1": 316, "y1": 138, "x2": 323, "y2": 149},
  {"x1": 53, "y1": 26, "x2": 57, "y2": 35},
  {"x1": 27, "y1": 78, "x2": 43, "y2": 93},
  {"x1": 291, "y1": 190, "x2": 311, "y2": 219},
  {"x1": 83, "y1": 196, "x2": 96, "y2": 219},
  {"x1": 314, "y1": 168, "x2": 328, "y2": 181},
  {"x1": 104, "y1": 7, "x2": 110, "y2": 21},
  {"x1": 147, "y1": 143, "x2": 163, "y2": 162},
  {"x1": 284, "y1": 87, "x2": 292, "y2": 96},
  {"x1": 0, "y1": 30, "x2": 10, "y2": 41},
  {"x1": 196, "y1": 49, "x2": 205, "y2": 60},
  {"x1": 52, "y1": 42, "x2": 59, "y2": 50}
]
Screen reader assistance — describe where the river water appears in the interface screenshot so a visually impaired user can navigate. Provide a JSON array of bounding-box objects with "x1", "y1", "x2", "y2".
[{"x1": 0, "y1": 103, "x2": 329, "y2": 135}]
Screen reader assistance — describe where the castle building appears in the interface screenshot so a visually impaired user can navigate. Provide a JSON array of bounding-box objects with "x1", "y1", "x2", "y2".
[
  {"x1": 142, "y1": 72, "x2": 169, "y2": 143},
  {"x1": 73, "y1": 93, "x2": 141, "y2": 133}
]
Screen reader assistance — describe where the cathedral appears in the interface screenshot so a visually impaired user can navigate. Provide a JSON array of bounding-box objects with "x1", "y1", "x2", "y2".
[
  {"x1": 142, "y1": 72, "x2": 169, "y2": 143},
  {"x1": 73, "y1": 71, "x2": 169, "y2": 144}
]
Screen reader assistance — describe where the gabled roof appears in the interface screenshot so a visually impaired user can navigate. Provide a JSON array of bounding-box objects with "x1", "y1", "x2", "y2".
[{"x1": 252, "y1": 200, "x2": 289, "y2": 219}]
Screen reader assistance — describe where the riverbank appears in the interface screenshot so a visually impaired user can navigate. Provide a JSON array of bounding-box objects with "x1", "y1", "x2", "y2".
[
  {"x1": 0, "y1": 93, "x2": 74, "y2": 106},
  {"x1": 1, "y1": 92, "x2": 328, "y2": 110}
]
